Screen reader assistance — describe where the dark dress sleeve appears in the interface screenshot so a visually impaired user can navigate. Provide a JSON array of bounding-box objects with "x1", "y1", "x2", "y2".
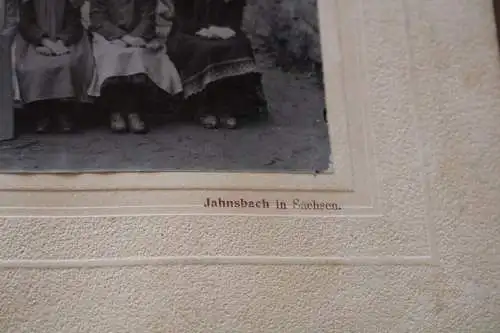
[
  {"x1": 56, "y1": 5, "x2": 84, "y2": 46},
  {"x1": 172, "y1": 0, "x2": 204, "y2": 35},
  {"x1": 89, "y1": 0, "x2": 127, "y2": 40},
  {"x1": 18, "y1": 0, "x2": 48, "y2": 45},
  {"x1": 225, "y1": 0, "x2": 246, "y2": 31},
  {"x1": 129, "y1": 0, "x2": 156, "y2": 40},
  {"x1": 205, "y1": 0, "x2": 245, "y2": 31}
]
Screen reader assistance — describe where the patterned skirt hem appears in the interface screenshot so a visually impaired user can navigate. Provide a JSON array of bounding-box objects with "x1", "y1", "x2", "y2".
[{"x1": 183, "y1": 58, "x2": 259, "y2": 98}]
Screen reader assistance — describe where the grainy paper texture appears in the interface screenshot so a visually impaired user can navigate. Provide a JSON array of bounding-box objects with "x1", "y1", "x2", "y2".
[{"x1": 1, "y1": 0, "x2": 500, "y2": 331}]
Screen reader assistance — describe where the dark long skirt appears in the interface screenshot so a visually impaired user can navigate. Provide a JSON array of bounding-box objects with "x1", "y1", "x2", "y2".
[{"x1": 167, "y1": 31, "x2": 268, "y2": 120}]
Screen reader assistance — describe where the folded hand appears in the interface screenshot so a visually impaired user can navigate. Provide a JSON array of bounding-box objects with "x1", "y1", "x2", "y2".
[
  {"x1": 54, "y1": 40, "x2": 70, "y2": 55},
  {"x1": 208, "y1": 26, "x2": 236, "y2": 39},
  {"x1": 145, "y1": 39, "x2": 165, "y2": 52},
  {"x1": 122, "y1": 35, "x2": 146, "y2": 48},
  {"x1": 35, "y1": 46, "x2": 53, "y2": 56},
  {"x1": 111, "y1": 39, "x2": 127, "y2": 47},
  {"x1": 41, "y1": 38, "x2": 69, "y2": 56},
  {"x1": 196, "y1": 28, "x2": 213, "y2": 38}
]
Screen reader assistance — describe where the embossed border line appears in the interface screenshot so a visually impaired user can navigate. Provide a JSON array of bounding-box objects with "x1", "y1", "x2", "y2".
[{"x1": 0, "y1": 255, "x2": 437, "y2": 269}]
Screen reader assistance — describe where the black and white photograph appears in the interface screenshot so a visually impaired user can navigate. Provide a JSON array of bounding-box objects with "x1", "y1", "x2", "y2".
[{"x1": 0, "y1": 0, "x2": 331, "y2": 173}]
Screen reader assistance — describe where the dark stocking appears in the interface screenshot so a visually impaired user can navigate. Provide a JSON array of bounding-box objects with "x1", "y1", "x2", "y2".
[
  {"x1": 101, "y1": 81, "x2": 132, "y2": 132},
  {"x1": 56, "y1": 99, "x2": 77, "y2": 133},
  {"x1": 29, "y1": 100, "x2": 54, "y2": 133}
]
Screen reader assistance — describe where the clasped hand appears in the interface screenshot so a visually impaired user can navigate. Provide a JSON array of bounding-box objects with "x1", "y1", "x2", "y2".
[
  {"x1": 36, "y1": 39, "x2": 70, "y2": 56},
  {"x1": 196, "y1": 26, "x2": 236, "y2": 39},
  {"x1": 112, "y1": 35, "x2": 164, "y2": 52}
]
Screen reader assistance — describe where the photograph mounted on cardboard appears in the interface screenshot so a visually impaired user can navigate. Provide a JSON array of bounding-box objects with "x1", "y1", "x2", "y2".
[
  {"x1": 0, "y1": 0, "x2": 375, "y2": 217},
  {"x1": 0, "y1": 0, "x2": 332, "y2": 174}
]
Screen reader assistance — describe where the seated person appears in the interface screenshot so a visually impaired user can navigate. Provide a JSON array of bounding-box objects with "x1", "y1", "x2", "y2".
[
  {"x1": 167, "y1": 0, "x2": 268, "y2": 129},
  {"x1": 88, "y1": 0, "x2": 183, "y2": 134},
  {"x1": 15, "y1": 0, "x2": 94, "y2": 133}
]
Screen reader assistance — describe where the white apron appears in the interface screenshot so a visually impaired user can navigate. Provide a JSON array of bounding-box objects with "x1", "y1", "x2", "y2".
[
  {"x1": 14, "y1": 0, "x2": 94, "y2": 104},
  {"x1": 15, "y1": 34, "x2": 94, "y2": 103},
  {"x1": 87, "y1": 32, "x2": 183, "y2": 97},
  {"x1": 11, "y1": 42, "x2": 20, "y2": 102}
]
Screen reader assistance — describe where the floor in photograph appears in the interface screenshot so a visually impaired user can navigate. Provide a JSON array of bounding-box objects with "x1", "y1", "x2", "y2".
[{"x1": 0, "y1": 52, "x2": 331, "y2": 173}]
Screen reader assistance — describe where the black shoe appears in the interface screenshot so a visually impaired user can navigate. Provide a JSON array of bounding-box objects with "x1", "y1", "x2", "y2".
[
  {"x1": 200, "y1": 115, "x2": 218, "y2": 129},
  {"x1": 57, "y1": 113, "x2": 75, "y2": 133},
  {"x1": 35, "y1": 116, "x2": 51, "y2": 134},
  {"x1": 219, "y1": 116, "x2": 238, "y2": 129}
]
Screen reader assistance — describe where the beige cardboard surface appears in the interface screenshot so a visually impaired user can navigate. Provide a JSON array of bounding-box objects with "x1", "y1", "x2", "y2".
[{"x1": 1, "y1": 0, "x2": 500, "y2": 331}]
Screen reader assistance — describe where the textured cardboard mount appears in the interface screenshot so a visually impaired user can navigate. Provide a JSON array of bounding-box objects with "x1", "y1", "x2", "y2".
[
  {"x1": 1, "y1": 1, "x2": 499, "y2": 331},
  {"x1": 0, "y1": 0, "x2": 434, "y2": 265},
  {"x1": 0, "y1": 0, "x2": 378, "y2": 218}
]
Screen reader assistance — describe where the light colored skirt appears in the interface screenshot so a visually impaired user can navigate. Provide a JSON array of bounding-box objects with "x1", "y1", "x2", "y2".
[
  {"x1": 87, "y1": 33, "x2": 183, "y2": 97},
  {"x1": 15, "y1": 33, "x2": 94, "y2": 104}
]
